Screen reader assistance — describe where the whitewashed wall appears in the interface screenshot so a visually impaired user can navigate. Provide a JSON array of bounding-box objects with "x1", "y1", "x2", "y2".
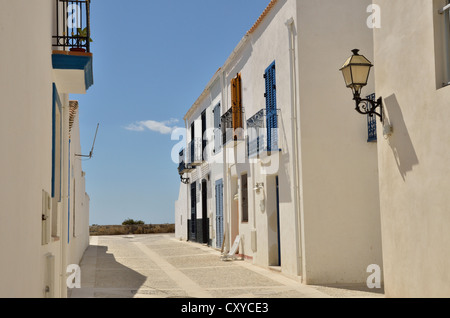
[
  {"x1": 176, "y1": 0, "x2": 383, "y2": 285},
  {"x1": 374, "y1": 0, "x2": 450, "y2": 297},
  {"x1": 0, "y1": 0, "x2": 56, "y2": 297},
  {"x1": 0, "y1": 0, "x2": 91, "y2": 297},
  {"x1": 219, "y1": 0, "x2": 301, "y2": 276},
  {"x1": 67, "y1": 110, "x2": 91, "y2": 267},
  {"x1": 296, "y1": 0, "x2": 382, "y2": 285},
  {"x1": 175, "y1": 183, "x2": 188, "y2": 240}
]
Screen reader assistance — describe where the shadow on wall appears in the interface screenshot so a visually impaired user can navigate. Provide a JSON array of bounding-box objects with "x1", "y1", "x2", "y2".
[{"x1": 383, "y1": 94, "x2": 419, "y2": 180}]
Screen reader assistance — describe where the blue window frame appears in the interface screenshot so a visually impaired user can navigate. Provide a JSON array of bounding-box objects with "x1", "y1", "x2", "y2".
[
  {"x1": 52, "y1": 83, "x2": 62, "y2": 201},
  {"x1": 366, "y1": 93, "x2": 377, "y2": 142},
  {"x1": 213, "y1": 103, "x2": 222, "y2": 154},
  {"x1": 264, "y1": 61, "x2": 278, "y2": 151}
]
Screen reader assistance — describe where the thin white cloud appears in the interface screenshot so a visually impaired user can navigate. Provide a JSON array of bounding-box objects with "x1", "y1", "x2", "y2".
[{"x1": 125, "y1": 118, "x2": 180, "y2": 135}]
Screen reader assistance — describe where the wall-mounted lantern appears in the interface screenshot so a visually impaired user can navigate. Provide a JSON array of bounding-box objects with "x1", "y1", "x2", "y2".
[
  {"x1": 253, "y1": 182, "x2": 264, "y2": 192},
  {"x1": 340, "y1": 49, "x2": 383, "y2": 122}
]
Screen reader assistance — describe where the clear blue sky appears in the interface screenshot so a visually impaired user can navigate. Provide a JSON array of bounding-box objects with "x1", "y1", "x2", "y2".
[{"x1": 73, "y1": 0, "x2": 271, "y2": 225}]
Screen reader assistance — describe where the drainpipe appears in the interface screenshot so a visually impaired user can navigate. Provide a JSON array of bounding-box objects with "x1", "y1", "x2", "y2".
[{"x1": 286, "y1": 17, "x2": 303, "y2": 278}]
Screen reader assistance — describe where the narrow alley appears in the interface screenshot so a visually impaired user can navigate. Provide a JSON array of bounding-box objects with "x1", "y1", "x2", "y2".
[{"x1": 68, "y1": 234, "x2": 384, "y2": 299}]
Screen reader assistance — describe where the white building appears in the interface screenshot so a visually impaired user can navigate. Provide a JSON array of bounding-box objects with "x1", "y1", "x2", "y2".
[
  {"x1": 0, "y1": 0, "x2": 93, "y2": 297},
  {"x1": 176, "y1": 0, "x2": 383, "y2": 286},
  {"x1": 371, "y1": 0, "x2": 450, "y2": 297}
]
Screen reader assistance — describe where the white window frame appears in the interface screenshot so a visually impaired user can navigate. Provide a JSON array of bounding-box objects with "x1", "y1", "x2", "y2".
[{"x1": 439, "y1": 1, "x2": 450, "y2": 86}]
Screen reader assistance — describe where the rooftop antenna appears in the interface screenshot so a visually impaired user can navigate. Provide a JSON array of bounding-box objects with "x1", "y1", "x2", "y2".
[{"x1": 76, "y1": 123, "x2": 99, "y2": 159}]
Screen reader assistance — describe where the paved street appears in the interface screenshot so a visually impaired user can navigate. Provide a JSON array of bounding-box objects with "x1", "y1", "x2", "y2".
[{"x1": 68, "y1": 234, "x2": 384, "y2": 298}]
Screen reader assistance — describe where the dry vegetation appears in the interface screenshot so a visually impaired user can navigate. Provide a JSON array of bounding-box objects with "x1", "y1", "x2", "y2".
[{"x1": 89, "y1": 224, "x2": 175, "y2": 236}]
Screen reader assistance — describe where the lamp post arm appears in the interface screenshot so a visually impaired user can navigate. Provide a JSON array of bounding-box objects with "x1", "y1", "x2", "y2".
[{"x1": 354, "y1": 96, "x2": 383, "y2": 122}]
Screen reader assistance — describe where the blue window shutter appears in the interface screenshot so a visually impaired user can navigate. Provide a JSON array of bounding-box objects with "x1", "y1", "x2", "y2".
[
  {"x1": 213, "y1": 103, "x2": 221, "y2": 153},
  {"x1": 52, "y1": 83, "x2": 62, "y2": 201},
  {"x1": 366, "y1": 93, "x2": 377, "y2": 142},
  {"x1": 265, "y1": 62, "x2": 278, "y2": 151},
  {"x1": 215, "y1": 179, "x2": 224, "y2": 248}
]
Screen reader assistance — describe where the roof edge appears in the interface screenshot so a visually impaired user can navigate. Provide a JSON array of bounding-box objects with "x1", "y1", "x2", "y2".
[
  {"x1": 183, "y1": 68, "x2": 222, "y2": 121},
  {"x1": 183, "y1": 0, "x2": 279, "y2": 122},
  {"x1": 247, "y1": 0, "x2": 279, "y2": 35}
]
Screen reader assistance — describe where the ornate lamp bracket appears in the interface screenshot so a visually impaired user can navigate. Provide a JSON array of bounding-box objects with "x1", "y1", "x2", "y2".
[
  {"x1": 180, "y1": 175, "x2": 190, "y2": 185},
  {"x1": 354, "y1": 95, "x2": 383, "y2": 122}
]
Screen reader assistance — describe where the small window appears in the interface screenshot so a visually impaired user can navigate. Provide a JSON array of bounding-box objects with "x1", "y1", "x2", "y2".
[
  {"x1": 435, "y1": 0, "x2": 450, "y2": 87},
  {"x1": 241, "y1": 173, "x2": 248, "y2": 223}
]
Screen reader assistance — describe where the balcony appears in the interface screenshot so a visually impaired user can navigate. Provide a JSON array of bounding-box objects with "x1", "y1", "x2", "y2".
[
  {"x1": 189, "y1": 137, "x2": 203, "y2": 166},
  {"x1": 221, "y1": 107, "x2": 244, "y2": 147},
  {"x1": 53, "y1": 0, "x2": 91, "y2": 53},
  {"x1": 178, "y1": 149, "x2": 195, "y2": 175},
  {"x1": 52, "y1": 0, "x2": 93, "y2": 94},
  {"x1": 247, "y1": 109, "x2": 280, "y2": 158}
]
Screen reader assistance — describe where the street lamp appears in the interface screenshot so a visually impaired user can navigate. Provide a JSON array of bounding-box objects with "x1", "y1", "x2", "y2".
[{"x1": 340, "y1": 49, "x2": 383, "y2": 122}]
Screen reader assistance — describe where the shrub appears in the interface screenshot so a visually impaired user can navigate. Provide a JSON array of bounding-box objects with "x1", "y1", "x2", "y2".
[{"x1": 122, "y1": 218, "x2": 145, "y2": 225}]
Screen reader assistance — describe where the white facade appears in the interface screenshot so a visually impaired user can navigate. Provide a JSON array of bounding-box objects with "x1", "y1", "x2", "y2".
[
  {"x1": 176, "y1": 0, "x2": 383, "y2": 285},
  {"x1": 295, "y1": 0, "x2": 382, "y2": 285},
  {"x1": 174, "y1": 179, "x2": 188, "y2": 241},
  {"x1": 373, "y1": 0, "x2": 450, "y2": 297},
  {"x1": 0, "y1": 0, "x2": 93, "y2": 297},
  {"x1": 67, "y1": 102, "x2": 91, "y2": 266}
]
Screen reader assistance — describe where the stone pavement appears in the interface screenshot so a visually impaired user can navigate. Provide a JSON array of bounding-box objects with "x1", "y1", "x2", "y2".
[{"x1": 68, "y1": 233, "x2": 384, "y2": 298}]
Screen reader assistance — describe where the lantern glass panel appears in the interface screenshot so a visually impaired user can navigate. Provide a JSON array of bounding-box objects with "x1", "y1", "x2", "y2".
[{"x1": 350, "y1": 64, "x2": 371, "y2": 86}]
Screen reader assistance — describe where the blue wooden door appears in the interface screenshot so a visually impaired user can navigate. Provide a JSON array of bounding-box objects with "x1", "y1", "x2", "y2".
[{"x1": 215, "y1": 179, "x2": 224, "y2": 248}]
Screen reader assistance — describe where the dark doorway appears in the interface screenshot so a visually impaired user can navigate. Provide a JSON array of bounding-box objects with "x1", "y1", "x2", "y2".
[
  {"x1": 275, "y1": 176, "x2": 281, "y2": 266},
  {"x1": 201, "y1": 179, "x2": 209, "y2": 244},
  {"x1": 215, "y1": 179, "x2": 224, "y2": 248},
  {"x1": 201, "y1": 111, "x2": 207, "y2": 161},
  {"x1": 190, "y1": 182, "x2": 197, "y2": 241}
]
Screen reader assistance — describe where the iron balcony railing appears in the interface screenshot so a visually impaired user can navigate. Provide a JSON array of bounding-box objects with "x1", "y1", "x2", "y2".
[
  {"x1": 178, "y1": 148, "x2": 187, "y2": 174},
  {"x1": 189, "y1": 137, "x2": 203, "y2": 166},
  {"x1": 221, "y1": 108, "x2": 233, "y2": 145},
  {"x1": 178, "y1": 148, "x2": 195, "y2": 175},
  {"x1": 221, "y1": 107, "x2": 244, "y2": 146},
  {"x1": 247, "y1": 135, "x2": 266, "y2": 158},
  {"x1": 247, "y1": 109, "x2": 280, "y2": 157},
  {"x1": 53, "y1": 0, "x2": 91, "y2": 52}
]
